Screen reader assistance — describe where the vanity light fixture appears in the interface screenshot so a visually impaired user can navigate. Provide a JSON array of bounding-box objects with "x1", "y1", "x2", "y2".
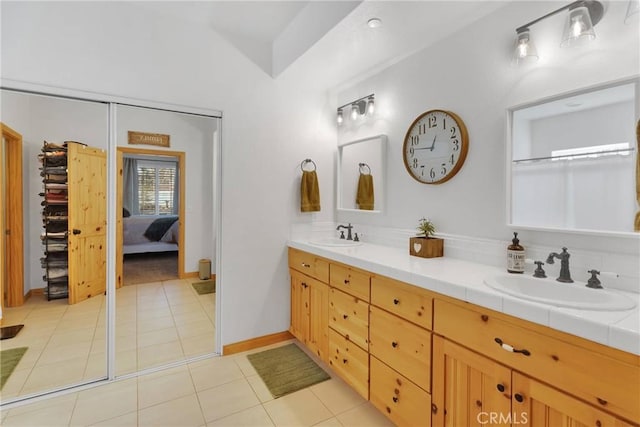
[
  {"x1": 336, "y1": 94, "x2": 375, "y2": 125},
  {"x1": 512, "y1": 0, "x2": 604, "y2": 65}
]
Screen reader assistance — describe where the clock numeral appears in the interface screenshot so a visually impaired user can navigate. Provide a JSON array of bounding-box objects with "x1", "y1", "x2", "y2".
[
  {"x1": 443, "y1": 118, "x2": 446, "y2": 130},
  {"x1": 450, "y1": 154, "x2": 455, "y2": 165},
  {"x1": 418, "y1": 123, "x2": 427, "y2": 135},
  {"x1": 441, "y1": 164, "x2": 447, "y2": 176},
  {"x1": 429, "y1": 168, "x2": 436, "y2": 179},
  {"x1": 428, "y1": 116, "x2": 437, "y2": 128},
  {"x1": 410, "y1": 135, "x2": 420, "y2": 145},
  {"x1": 409, "y1": 147, "x2": 414, "y2": 157},
  {"x1": 452, "y1": 139, "x2": 459, "y2": 151},
  {"x1": 450, "y1": 127, "x2": 457, "y2": 139},
  {"x1": 413, "y1": 158, "x2": 418, "y2": 168}
]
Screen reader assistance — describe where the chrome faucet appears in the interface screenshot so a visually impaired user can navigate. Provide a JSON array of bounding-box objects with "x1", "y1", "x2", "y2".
[
  {"x1": 546, "y1": 247, "x2": 573, "y2": 283},
  {"x1": 336, "y1": 223, "x2": 354, "y2": 241}
]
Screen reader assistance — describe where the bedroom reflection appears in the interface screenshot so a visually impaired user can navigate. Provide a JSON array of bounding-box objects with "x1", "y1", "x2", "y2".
[{"x1": 114, "y1": 104, "x2": 217, "y2": 375}]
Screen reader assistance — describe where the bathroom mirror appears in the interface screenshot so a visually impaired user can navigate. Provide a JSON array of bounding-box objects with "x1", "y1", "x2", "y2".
[
  {"x1": 337, "y1": 134, "x2": 387, "y2": 213},
  {"x1": 508, "y1": 79, "x2": 639, "y2": 234}
]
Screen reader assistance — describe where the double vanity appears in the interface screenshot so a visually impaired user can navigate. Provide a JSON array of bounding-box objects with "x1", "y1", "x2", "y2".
[{"x1": 287, "y1": 239, "x2": 639, "y2": 426}]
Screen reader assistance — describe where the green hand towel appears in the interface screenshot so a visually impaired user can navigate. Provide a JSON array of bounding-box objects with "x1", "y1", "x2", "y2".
[{"x1": 301, "y1": 170, "x2": 321, "y2": 212}]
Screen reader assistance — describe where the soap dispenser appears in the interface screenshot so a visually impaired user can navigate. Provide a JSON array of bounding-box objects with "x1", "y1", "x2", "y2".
[{"x1": 507, "y1": 232, "x2": 525, "y2": 274}]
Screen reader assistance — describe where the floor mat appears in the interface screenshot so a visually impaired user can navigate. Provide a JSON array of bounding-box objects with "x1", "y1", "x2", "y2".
[
  {"x1": 192, "y1": 279, "x2": 216, "y2": 295},
  {"x1": 247, "y1": 343, "x2": 330, "y2": 398},
  {"x1": 1, "y1": 347, "x2": 28, "y2": 389},
  {"x1": 0, "y1": 324, "x2": 24, "y2": 340}
]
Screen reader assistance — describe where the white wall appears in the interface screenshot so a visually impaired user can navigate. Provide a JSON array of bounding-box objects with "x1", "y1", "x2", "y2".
[
  {"x1": 1, "y1": 1, "x2": 336, "y2": 346},
  {"x1": 336, "y1": 1, "x2": 640, "y2": 260},
  {"x1": 1, "y1": 91, "x2": 109, "y2": 293}
]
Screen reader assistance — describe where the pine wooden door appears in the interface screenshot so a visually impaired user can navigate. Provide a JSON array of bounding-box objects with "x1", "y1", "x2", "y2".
[
  {"x1": 307, "y1": 278, "x2": 329, "y2": 362},
  {"x1": 512, "y1": 373, "x2": 636, "y2": 427},
  {"x1": 67, "y1": 143, "x2": 107, "y2": 304},
  {"x1": 432, "y1": 335, "x2": 512, "y2": 427}
]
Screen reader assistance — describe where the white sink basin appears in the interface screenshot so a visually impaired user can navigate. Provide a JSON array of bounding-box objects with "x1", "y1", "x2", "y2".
[
  {"x1": 308, "y1": 238, "x2": 363, "y2": 247},
  {"x1": 484, "y1": 273, "x2": 636, "y2": 311}
]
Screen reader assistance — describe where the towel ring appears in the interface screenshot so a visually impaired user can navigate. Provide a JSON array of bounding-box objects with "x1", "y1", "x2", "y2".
[
  {"x1": 359, "y1": 162, "x2": 371, "y2": 174},
  {"x1": 301, "y1": 158, "x2": 317, "y2": 172}
]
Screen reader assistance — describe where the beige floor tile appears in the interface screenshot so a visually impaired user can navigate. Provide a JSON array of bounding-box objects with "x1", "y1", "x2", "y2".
[
  {"x1": 176, "y1": 319, "x2": 215, "y2": 339},
  {"x1": 0, "y1": 368, "x2": 30, "y2": 400},
  {"x1": 115, "y1": 334, "x2": 137, "y2": 352},
  {"x1": 38, "y1": 340, "x2": 92, "y2": 366},
  {"x1": 4, "y1": 391, "x2": 77, "y2": 418},
  {"x1": 137, "y1": 307, "x2": 172, "y2": 321},
  {"x1": 207, "y1": 404, "x2": 275, "y2": 427},
  {"x1": 180, "y1": 332, "x2": 216, "y2": 357},
  {"x1": 246, "y1": 374, "x2": 275, "y2": 403},
  {"x1": 189, "y1": 356, "x2": 244, "y2": 392},
  {"x1": 137, "y1": 315, "x2": 175, "y2": 333},
  {"x1": 172, "y1": 310, "x2": 211, "y2": 326},
  {"x1": 169, "y1": 301, "x2": 202, "y2": 315},
  {"x1": 84, "y1": 352, "x2": 108, "y2": 380},
  {"x1": 313, "y1": 417, "x2": 344, "y2": 427},
  {"x1": 114, "y1": 320, "x2": 137, "y2": 337},
  {"x1": 55, "y1": 313, "x2": 100, "y2": 332},
  {"x1": 44, "y1": 326, "x2": 96, "y2": 347},
  {"x1": 115, "y1": 349, "x2": 138, "y2": 376},
  {"x1": 137, "y1": 365, "x2": 195, "y2": 409},
  {"x1": 2, "y1": 395, "x2": 76, "y2": 426},
  {"x1": 198, "y1": 378, "x2": 261, "y2": 422},
  {"x1": 137, "y1": 327, "x2": 179, "y2": 348},
  {"x1": 263, "y1": 388, "x2": 333, "y2": 427},
  {"x1": 88, "y1": 411, "x2": 137, "y2": 426},
  {"x1": 138, "y1": 393, "x2": 204, "y2": 426},
  {"x1": 309, "y1": 378, "x2": 366, "y2": 415},
  {"x1": 234, "y1": 354, "x2": 259, "y2": 377},
  {"x1": 21, "y1": 356, "x2": 87, "y2": 395},
  {"x1": 137, "y1": 340, "x2": 184, "y2": 370},
  {"x1": 335, "y1": 402, "x2": 394, "y2": 427},
  {"x1": 70, "y1": 378, "x2": 137, "y2": 426}
]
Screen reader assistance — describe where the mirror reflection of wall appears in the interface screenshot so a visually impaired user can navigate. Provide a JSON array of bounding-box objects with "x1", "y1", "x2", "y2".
[
  {"x1": 510, "y1": 81, "x2": 638, "y2": 233},
  {"x1": 338, "y1": 135, "x2": 386, "y2": 212},
  {"x1": 0, "y1": 89, "x2": 108, "y2": 399}
]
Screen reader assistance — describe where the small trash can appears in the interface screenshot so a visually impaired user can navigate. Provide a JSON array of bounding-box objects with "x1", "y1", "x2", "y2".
[{"x1": 198, "y1": 259, "x2": 211, "y2": 280}]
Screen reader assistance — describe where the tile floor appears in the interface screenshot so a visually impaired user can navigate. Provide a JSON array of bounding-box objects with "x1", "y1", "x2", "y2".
[
  {"x1": 1, "y1": 278, "x2": 216, "y2": 401},
  {"x1": 1, "y1": 340, "x2": 393, "y2": 426}
]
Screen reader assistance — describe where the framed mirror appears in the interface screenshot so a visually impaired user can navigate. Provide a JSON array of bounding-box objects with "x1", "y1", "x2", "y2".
[
  {"x1": 508, "y1": 78, "x2": 639, "y2": 234},
  {"x1": 337, "y1": 134, "x2": 387, "y2": 213}
]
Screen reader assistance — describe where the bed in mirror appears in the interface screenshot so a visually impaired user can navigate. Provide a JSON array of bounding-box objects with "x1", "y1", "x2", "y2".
[
  {"x1": 337, "y1": 134, "x2": 387, "y2": 214},
  {"x1": 508, "y1": 78, "x2": 639, "y2": 235}
]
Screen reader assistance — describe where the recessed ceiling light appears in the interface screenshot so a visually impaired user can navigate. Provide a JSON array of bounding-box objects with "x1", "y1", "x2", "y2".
[{"x1": 367, "y1": 18, "x2": 382, "y2": 28}]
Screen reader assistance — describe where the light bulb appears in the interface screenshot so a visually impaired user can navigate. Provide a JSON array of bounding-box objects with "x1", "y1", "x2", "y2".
[
  {"x1": 350, "y1": 104, "x2": 359, "y2": 121},
  {"x1": 337, "y1": 109, "x2": 344, "y2": 125},
  {"x1": 561, "y1": 5, "x2": 596, "y2": 47},
  {"x1": 512, "y1": 29, "x2": 538, "y2": 65},
  {"x1": 366, "y1": 97, "x2": 375, "y2": 116}
]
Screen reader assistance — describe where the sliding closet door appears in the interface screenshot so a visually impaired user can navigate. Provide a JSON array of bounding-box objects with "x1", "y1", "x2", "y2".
[
  {"x1": 0, "y1": 89, "x2": 108, "y2": 402},
  {"x1": 114, "y1": 104, "x2": 218, "y2": 375}
]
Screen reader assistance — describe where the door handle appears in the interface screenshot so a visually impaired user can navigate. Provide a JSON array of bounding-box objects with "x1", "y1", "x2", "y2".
[{"x1": 72, "y1": 229, "x2": 81, "y2": 235}]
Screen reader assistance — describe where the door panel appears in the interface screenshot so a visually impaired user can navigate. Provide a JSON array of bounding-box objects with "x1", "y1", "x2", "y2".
[{"x1": 67, "y1": 143, "x2": 106, "y2": 304}]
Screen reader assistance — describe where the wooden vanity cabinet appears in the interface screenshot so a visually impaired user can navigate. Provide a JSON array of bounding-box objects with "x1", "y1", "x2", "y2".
[
  {"x1": 289, "y1": 268, "x2": 329, "y2": 362},
  {"x1": 433, "y1": 299, "x2": 640, "y2": 426}
]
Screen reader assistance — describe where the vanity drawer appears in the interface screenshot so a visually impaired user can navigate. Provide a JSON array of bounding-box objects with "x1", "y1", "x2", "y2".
[
  {"x1": 434, "y1": 299, "x2": 640, "y2": 422},
  {"x1": 329, "y1": 263, "x2": 370, "y2": 301},
  {"x1": 371, "y1": 275, "x2": 433, "y2": 330},
  {"x1": 329, "y1": 287, "x2": 369, "y2": 351},
  {"x1": 288, "y1": 248, "x2": 329, "y2": 283},
  {"x1": 370, "y1": 356, "x2": 432, "y2": 427},
  {"x1": 328, "y1": 328, "x2": 369, "y2": 399},
  {"x1": 370, "y1": 305, "x2": 431, "y2": 392}
]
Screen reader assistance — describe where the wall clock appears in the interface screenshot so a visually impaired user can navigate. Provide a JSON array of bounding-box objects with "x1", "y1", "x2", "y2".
[{"x1": 402, "y1": 109, "x2": 469, "y2": 184}]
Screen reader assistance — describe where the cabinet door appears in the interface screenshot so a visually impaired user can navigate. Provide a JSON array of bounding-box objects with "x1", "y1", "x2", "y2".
[
  {"x1": 67, "y1": 143, "x2": 106, "y2": 304},
  {"x1": 289, "y1": 269, "x2": 310, "y2": 343},
  {"x1": 432, "y1": 336, "x2": 512, "y2": 427},
  {"x1": 512, "y1": 373, "x2": 636, "y2": 427},
  {"x1": 307, "y1": 279, "x2": 329, "y2": 362}
]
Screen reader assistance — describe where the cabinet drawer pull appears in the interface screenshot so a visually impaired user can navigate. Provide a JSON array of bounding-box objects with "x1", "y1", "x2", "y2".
[
  {"x1": 391, "y1": 341, "x2": 398, "y2": 348},
  {"x1": 494, "y1": 338, "x2": 530, "y2": 356},
  {"x1": 496, "y1": 383, "x2": 505, "y2": 392},
  {"x1": 344, "y1": 279, "x2": 350, "y2": 284},
  {"x1": 431, "y1": 404, "x2": 438, "y2": 414},
  {"x1": 392, "y1": 396, "x2": 399, "y2": 403},
  {"x1": 393, "y1": 298, "x2": 400, "y2": 305},
  {"x1": 301, "y1": 262, "x2": 311, "y2": 268},
  {"x1": 301, "y1": 282, "x2": 308, "y2": 288},
  {"x1": 514, "y1": 393, "x2": 524, "y2": 403},
  {"x1": 342, "y1": 314, "x2": 348, "y2": 319},
  {"x1": 343, "y1": 358, "x2": 348, "y2": 364}
]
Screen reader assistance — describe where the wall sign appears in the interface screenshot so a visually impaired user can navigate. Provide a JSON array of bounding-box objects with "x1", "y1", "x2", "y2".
[{"x1": 127, "y1": 131, "x2": 170, "y2": 147}]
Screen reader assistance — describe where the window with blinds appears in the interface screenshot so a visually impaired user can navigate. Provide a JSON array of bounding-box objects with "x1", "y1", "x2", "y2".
[{"x1": 137, "y1": 160, "x2": 177, "y2": 215}]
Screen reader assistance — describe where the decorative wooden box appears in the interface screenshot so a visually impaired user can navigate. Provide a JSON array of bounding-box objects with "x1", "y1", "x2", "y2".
[{"x1": 409, "y1": 237, "x2": 444, "y2": 258}]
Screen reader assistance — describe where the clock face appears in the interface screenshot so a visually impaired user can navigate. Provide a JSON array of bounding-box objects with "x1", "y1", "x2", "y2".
[{"x1": 402, "y1": 109, "x2": 469, "y2": 184}]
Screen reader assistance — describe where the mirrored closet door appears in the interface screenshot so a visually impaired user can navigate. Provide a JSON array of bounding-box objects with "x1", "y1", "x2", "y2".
[
  {"x1": 113, "y1": 104, "x2": 218, "y2": 375},
  {"x1": 0, "y1": 90, "x2": 108, "y2": 400}
]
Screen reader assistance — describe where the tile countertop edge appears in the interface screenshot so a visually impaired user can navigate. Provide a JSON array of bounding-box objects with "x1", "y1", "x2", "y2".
[{"x1": 287, "y1": 240, "x2": 640, "y2": 356}]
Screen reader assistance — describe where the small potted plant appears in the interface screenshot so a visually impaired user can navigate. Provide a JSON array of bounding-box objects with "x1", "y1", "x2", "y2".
[{"x1": 409, "y1": 217, "x2": 444, "y2": 258}]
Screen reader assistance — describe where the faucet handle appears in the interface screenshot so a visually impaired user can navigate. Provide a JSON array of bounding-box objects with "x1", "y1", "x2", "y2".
[
  {"x1": 586, "y1": 270, "x2": 602, "y2": 289},
  {"x1": 339, "y1": 230, "x2": 345, "y2": 239},
  {"x1": 533, "y1": 261, "x2": 546, "y2": 278}
]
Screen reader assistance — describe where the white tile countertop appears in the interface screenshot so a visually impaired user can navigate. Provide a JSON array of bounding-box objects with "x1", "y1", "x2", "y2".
[{"x1": 288, "y1": 239, "x2": 640, "y2": 356}]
